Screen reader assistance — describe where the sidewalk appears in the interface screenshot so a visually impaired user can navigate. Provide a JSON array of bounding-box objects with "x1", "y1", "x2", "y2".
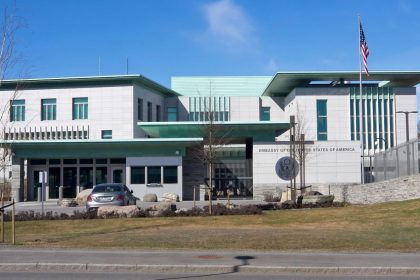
[{"x1": 0, "y1": 248, "x2": 419, "y2": 275}]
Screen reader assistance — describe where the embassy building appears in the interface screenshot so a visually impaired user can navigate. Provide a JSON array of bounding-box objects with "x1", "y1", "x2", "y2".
[{"x1": 1, "y1": 71, "x2": 419, "y2": 202}]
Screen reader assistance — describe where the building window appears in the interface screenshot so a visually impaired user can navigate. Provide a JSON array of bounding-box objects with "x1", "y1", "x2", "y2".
[
  {"x1": 316, "y1": 100, "x2": 328, "y2": 141},
  {"x1": 147, "y1": 166, "x2": 161, "y2": 184},
  {"x1": 101, "y1": 130, "x2": 112, "y2": 139},
  {"x1": 260, "y1": 106, "x2": 270, "y2": 121},
  {"x1": 131, "y1": 166, "x2": 145, "y2": 184},
  {"x1": 10, "y1": 99, "x2": 25, "y2": 122},
  {"x1": 41, "y1": 99, "x2": 56, "y2": 121},
  {"x1": 72, "y1": 97, "x2": 88, "y2": 120},
  {"x1": 167, "y1": 107, "x2": 177, "y2": 121},
  {"x1": 156, "y1": 105, "x2": 161, "y2": 122},
  {"x1": 163, "y1": 166, "x2": 178, "y2": 183},
  {"x1": 138, "y1": 98, "x2": 143, "y2": 121},
  {"x1": 147, "y1": 102, "x2": 152, "y2": 122}
]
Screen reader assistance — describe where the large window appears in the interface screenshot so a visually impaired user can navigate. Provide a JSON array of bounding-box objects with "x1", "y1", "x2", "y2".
[
  {"x1": 163, "y1": 166, "x2": 178, "y2": 183},
  {"x1": 316, "y1": 100, "x2": 328, "y2": 141},
  {"x1": 156, "y1": 105, "x2": 161, "y2": 122},
  {"x1": 10, "y1": 99, "x2": 25, "y2": 122},
  {"x1": 147, "y1": 166, "x2": 161, "y2": 184},
  {"x1": 260, "y1": 106, "x2": 270, "y2": 121},
  {"x1": 138, "y1": 98, "x2": 143, "y2": 121},
  {"x1": 73, "y1": 97, "x2": 88, "y2": 120},
  {"x1": 131, "y1": 166, "x2": 145, "y2": 184},
  {"x1": 167, "y1": 107, "x2": 177, "y2": 121},
  {"x1": 41, "y1": 99, "x2": 57, "y2": 121},
  {"x1": 147, "y1": 102, "x2": 152, "y2": 121}
]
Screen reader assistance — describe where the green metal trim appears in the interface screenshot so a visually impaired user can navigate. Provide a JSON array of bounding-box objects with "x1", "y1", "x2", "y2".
[
  {"x1": 8, "y1": 138, "x2": 203, "y2": 158},
  {"x1": 263, "y1": 71, "x2": 420, "y2": 97},
  {"x1": 0, "y1": 75, "x2": 180, "y2": 97}
]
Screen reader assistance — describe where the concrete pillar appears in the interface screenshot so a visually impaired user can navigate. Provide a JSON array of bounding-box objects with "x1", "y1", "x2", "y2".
[{"x1": 11, "y1": 156, "x2": 24, "y2": 203}]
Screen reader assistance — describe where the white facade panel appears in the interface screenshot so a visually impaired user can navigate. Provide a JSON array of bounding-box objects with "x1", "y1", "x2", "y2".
[{"x1": 253, "y1": 141, "x2": 361, "y2": 187}]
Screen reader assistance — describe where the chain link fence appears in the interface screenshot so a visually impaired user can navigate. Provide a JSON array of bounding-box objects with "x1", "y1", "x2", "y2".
[{"x1": 373, "y1": 139, "x2": 419, "y2": 182}]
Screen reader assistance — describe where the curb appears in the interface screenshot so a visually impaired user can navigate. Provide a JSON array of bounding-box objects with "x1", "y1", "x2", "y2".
[{"x1": 0, "y1": 263, "x2": 420, "y2": 275}]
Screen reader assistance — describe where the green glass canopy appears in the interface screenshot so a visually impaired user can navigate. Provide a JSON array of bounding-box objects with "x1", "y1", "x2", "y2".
[{"x1": 139, "y1": 121, "x2": 290, "y2": 142}]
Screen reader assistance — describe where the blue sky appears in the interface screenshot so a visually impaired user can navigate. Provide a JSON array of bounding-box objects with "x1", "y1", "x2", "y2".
[{"x1": 2, "y1": 0, "x2": 420, "y2": 89}]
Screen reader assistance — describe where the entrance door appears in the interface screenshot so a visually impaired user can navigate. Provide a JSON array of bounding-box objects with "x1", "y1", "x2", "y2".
[
  {"x1": 63, "y1": 167, "x2": 77, "y2": 198},
  {"x1": 32, "y1": 170, "x2": 46, "y2": 201},
  {"x1": 111, "y1": 167, "x2": 125, "y2": 184},
  {"x1": 48, "y1": 167, "x2": 60, "y2": 199}
]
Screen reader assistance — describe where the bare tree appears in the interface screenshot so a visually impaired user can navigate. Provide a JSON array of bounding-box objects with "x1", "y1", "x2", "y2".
[
  {"x1": 0, "y1": 4, "x2": 24, "y2": 198},
  {"x1": 191, "y1": 94, "x2": 232, "y2": 214}
]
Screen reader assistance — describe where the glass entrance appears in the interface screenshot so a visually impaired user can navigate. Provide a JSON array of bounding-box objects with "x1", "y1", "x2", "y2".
[
  {"x1": 63, "y1": 167, "x2": 77, "y2": 198},
  {"x1": 111, "y1": 168, "x2": 125, "y2": 184},
  {"x1": 48, "y1": 167, "x2": 60, "y2": 199}
]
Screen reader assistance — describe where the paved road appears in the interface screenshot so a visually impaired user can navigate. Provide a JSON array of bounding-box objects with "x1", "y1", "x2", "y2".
[
  {"x1": 0, "y1": 248, "x2": 420, "y2": 277},
  {"x1": 1, "y1": 248, "x2": 420, "y2": 268},
  {"x1": 1, "y1": 271, "x2": 420, "y2": 280}
]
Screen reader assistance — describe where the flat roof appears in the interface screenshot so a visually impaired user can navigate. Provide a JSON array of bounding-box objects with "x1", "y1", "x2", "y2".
[
  {"x1": 0, "y1": 75, "x2": 180, "y2": 97},
  {"x1": 263, "y1": 71, "x2": 420, "y2": 96}
]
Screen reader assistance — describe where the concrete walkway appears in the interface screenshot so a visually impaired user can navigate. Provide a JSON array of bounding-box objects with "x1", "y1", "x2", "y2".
[{"x1": 0, "y1": 248, "x2": 419, "y2": 275}]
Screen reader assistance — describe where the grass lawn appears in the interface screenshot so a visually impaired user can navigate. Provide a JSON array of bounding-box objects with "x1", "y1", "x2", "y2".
[{"x1": 2, "y1": 198, "x2": 420, "y2": 252}]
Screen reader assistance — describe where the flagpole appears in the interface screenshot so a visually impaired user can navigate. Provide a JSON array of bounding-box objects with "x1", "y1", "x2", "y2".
[{"x1": 358, "y1": 15, "x2": 365, "y2": 184}]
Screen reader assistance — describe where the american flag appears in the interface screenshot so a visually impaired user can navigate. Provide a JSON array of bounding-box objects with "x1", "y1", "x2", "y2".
[{"x1": 359, "y1": 22, "x2": 369, "y2": 76}]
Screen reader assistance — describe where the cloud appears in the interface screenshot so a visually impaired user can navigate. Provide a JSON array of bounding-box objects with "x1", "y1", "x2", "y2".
[
  {"x1": 265, "y1": 58, "x2": 279, "y2": 73},
  {"x1": 202, "y1": 0, "x2": 255, "y2": 48}
]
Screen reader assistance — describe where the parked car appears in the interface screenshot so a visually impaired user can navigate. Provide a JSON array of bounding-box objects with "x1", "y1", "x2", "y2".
[{"x1": 86, "y1": 183, "x2": 137, "y2": 210}]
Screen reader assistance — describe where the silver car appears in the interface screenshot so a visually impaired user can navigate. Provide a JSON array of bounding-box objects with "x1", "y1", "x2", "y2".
[{"x1": 86, "y1": 183, "x2": 137, "y2": 210}]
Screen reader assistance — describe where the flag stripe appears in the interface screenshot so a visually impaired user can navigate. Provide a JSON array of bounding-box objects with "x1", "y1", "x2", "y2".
[{"x1": 359, "y1": 22, "x2": 369, "y2": 76}]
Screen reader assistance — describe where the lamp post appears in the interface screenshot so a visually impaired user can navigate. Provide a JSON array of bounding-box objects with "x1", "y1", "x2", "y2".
[{"x1": 396, "y1": 111, "x2": 418, "y2": 175}]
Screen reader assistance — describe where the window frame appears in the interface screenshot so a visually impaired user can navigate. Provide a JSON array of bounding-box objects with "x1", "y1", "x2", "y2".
[
  {"x1": 41, "y1": 98, "x2": 57, "y2": 121},
  {"x1": 72, "y1": 97, "x2": 88, "y2": 120},
  {"x1": 10, "y1": 99, "x2": 25, "y2": 122},
  {"x1": 163, "y1": 166, "x2": 178, "y2": 184},
  {"x1": 101, "y1": 130, "x2": 112, "y2": 139},
  {"x1": 131, "y1": 166, "x2": 145, "y2": 184},
  {"x1": 260, "y1": 106, "x2": 270, "y2": 121},
  {"x1": 138, "y1": 98, "x2": 143, "y2": 121},
  {"x1": 167, "y1": 107, "x2": 177, "y2": 121},
  {"x1": 316, "y1": 99, "x2": 328, "y2": 141}
]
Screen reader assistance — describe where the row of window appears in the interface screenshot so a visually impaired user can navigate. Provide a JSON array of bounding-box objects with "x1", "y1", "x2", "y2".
[
  {"x1": 11, "y1": 98, "x2": 88, "y2": 122},
  {"x1": 131, "y1": 166, "x2": 178, "y2": 184},
  {"x1": 137, "y1": 98, "x2": 178, "y2": 122}
]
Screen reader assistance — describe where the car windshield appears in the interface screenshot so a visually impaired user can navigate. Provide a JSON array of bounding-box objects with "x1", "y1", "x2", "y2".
[{"x1": 93, "y1": 185, "x2": 122, "y2": 193}]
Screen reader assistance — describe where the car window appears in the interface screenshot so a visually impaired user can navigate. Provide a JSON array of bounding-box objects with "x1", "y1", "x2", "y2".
[{"x1": 93, "y1": 185, "x2": 122, "y2": 193}]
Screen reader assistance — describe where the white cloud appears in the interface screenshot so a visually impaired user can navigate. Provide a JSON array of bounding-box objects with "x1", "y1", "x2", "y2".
[
  {"x1": 202, "y1": 0, "x2": 254, "y2": 47},
  {"x1": 265, "y1": 58, "x2": 279, "y2": 73}
]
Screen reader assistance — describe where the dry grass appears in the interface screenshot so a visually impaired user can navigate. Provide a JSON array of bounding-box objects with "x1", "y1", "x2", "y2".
[{"x1": 2, "y1": 199, "x2": 420, "y2": 252}]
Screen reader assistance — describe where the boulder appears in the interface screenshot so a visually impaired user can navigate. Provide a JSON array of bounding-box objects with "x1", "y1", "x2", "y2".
[
  {"x1": 302, "y1": 195, "x2": 334, "y2": 205},
  {"x1": 161, "y1": 192, "x2": 179, "y2": 202},
  {"x1": 97, "y1": 205, "x2": 140, "y2": 218},
  {"x1": 143, "y1": 193, "x2": 158, "y2": 202},
  {"x1": 75, "y1": 188, "x2": 93, "y2": 206},
  {"x1": 60, "y1": 199, "x2": 77, "y2": 207},
  {"x1": 147, "y1": 202, "x2": 176, "y2": 216}
]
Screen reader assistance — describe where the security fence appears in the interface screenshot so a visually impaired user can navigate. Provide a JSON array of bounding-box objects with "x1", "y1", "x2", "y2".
[{"x1": 373, "y1": 139, "x2": 419, "y2": 182}]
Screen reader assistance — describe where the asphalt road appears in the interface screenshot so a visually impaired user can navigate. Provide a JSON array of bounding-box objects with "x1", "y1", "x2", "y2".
[{"x1": 1, "y1": 272, "x2": 420, "y2": 280}]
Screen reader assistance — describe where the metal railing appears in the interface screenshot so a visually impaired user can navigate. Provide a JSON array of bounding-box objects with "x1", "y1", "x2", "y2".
[{"x1": 373, "y1": 139, "x2": 419, "y2": 182}]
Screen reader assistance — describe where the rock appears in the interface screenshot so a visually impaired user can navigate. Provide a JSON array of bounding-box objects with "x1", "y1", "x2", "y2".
[
  {"x1": 97, "y1": 205, "x2": 140, "y2": 218},
  {"x1": 161, "y1": 192, "x2": 179, "y2": 202},
  {"x1": 147, "y1": 202, "x2": 176, "y2": 215},
  {"x1": 305, "y1": 190, "x2": 323, "y2": 196},
  {"x1": 75, "y1": 188, "x2": 93, "y2": 206},
  {"x1": 175, "y1": 208, "x2": 189, "y2": 214},
  {"x1": 143, "y1": 193, "x2": 158, "y2": 202},
  {"x1": 302, "y1": 195, "x2": 334, "y2": 205},
  {"x1": 60, "y1": 199, "x2": 77, "y2": 207}
]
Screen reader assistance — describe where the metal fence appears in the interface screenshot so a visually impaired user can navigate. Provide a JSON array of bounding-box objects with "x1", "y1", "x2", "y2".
[{"x1": 373, "y1": 139, "x2": 419, "y2": 182}]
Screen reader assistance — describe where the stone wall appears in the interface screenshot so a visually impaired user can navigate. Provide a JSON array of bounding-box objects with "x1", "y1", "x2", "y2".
[{"x1": 311, "y1": 174, "x2": 420, "y2": 204}]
